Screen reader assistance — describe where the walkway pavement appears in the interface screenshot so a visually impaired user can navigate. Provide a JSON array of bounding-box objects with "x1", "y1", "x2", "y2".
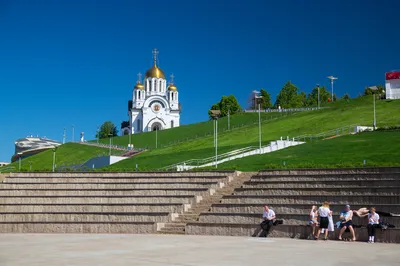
[{"x1": 0, "y1": 234, "x2": 398, "y2": 265}]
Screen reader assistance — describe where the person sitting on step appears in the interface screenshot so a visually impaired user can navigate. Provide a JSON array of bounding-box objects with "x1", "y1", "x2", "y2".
[
  {"x1": 338, "y1": 204, "x2": 356, "y2": 241},
  {"x1": 260, "y1": 205, "x2": 276, "y2": 238},
  {"x1": 353, "y1": 207, "x2": 400, "y2": 217}
]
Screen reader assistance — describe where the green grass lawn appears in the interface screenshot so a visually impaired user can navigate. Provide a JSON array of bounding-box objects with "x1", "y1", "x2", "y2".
[
  {"x1": 107, "y1": 97, "x2": 400, "y2": 171},
  {"x1": 96, "y1": 111, "x2": 295, "y2": 149},
  {"x1": 210, "y1": 131, "x2": 400, "y2": 171},
  {"x1": 3, "y1": 143, "x2": 112, "y2": 172}
]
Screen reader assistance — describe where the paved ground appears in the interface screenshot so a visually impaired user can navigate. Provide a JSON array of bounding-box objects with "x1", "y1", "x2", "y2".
[{"x1": 0, "y1": 234, "x2": 399, "y2": 266}]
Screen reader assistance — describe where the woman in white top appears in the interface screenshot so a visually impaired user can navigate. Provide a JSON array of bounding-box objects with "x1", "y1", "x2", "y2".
[
  {"x1": 367, "y1": 207, "x2": 380, "y2": 243},
  {"x1": 315, "y1": 201, "x2": 332, "y2": 240}
]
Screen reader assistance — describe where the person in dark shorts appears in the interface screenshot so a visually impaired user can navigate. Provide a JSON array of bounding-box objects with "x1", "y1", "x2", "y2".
[
  {"x1": 315, "y1": 201, "x2": 331, "y2": 240},
  {"x1": 338, "y1": 204, "x2": 356, "y2": 241}
]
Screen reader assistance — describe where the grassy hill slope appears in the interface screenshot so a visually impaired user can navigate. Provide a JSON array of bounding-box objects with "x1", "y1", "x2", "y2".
[
  {"x1": 2, "y1": 143, "x2": 111, "y2": 172},
  {"x1": 98, "y1": 111, "x2": 294, "y2": 149},
  {"x1": 210, "y1": 131, "x2": 400, "y2": 171},
  {"x1": 108, "y1": 97, "x2": 400, "y2": 171}
]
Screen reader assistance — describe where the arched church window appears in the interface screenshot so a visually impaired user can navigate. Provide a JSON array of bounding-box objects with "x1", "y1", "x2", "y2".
[
  {"x1": 171, "y1": 120, "x2": 174, "y2": 128},
  {"x1": 137, "y1": 119, "x2": 141, "y2": 132}
]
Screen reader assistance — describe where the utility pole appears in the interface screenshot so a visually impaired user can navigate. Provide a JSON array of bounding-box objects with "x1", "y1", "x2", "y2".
[{"x1": 316, "y1": 84, "x2": 320, "y2": 109}]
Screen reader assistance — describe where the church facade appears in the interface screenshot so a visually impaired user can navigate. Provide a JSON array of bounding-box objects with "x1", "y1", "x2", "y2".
[{"x1": 121, "y1": 49, "x2": 180, "y2": 135}]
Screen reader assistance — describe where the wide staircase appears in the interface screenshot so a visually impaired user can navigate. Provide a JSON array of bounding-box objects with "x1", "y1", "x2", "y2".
[
  {"x1": 0, "y1": 171, "x2": 236, "y2": 233},
  {"x1": 186, "y1": 168, "x2": 400, "y2": 243}
]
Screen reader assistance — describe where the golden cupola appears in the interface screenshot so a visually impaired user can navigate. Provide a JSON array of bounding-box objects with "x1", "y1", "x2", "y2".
[
  {"x1": 168, "y1": 84, "x2": 177, "y2": 91},
  {"x1": 145, "y1": 48, "x2": 166, "y2": 79},
  {"x1": 134, "y1": 73, "x2": 145, "y2": 90},
  {"x1": 167, "y1": 74, "x2": 178, "y2": 91}
]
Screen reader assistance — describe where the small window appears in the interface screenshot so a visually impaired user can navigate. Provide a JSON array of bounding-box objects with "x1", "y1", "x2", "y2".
[{"x1": 171, "y1": 120, "x2": 174, "y2": 128}]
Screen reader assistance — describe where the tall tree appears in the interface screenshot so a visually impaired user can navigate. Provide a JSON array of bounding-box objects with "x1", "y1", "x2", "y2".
[
  {"x1": 274, "y1": 81, "x2": 303, "y2": 108},
  {"x1": 364, "y1": 85, "x2": 385, "y2": 96},
  {"x1": 208, "y1": 95, "x2": 242, "y2": 119},
  {"x1": 260, "y1": 89, "x2": 272, "y2": 109},
  {"x1": 306, "y1": 86, "x2": 330, "y2": 106},
  {"x1": 97, "y1": 121, "x2": 118, "y2": 139}
]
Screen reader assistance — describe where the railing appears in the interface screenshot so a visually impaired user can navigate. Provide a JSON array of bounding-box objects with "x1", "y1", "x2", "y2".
[
  {"x1": 244, "y1": 107, "x2": 329, "y2": 113},
  {"x1": 159, "y1": 146, "x2": 259, "y2": 171},
  {"x1": 0, "y1": 166, "x2": 15, "y2": 173},
  {"x1": 160, "y1": 124, "x2": 360, "y2": 171},
  {"x1": 293, "y1": 124, "x2": 359, "y2": 142}
]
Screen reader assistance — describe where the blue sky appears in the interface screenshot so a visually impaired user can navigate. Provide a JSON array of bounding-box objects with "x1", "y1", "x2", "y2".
[{"x1": 0, "y1": 0, "x2": 399, "y2": 162}]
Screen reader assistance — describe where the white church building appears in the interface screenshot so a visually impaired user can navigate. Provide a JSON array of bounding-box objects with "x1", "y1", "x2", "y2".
[{"x1": 121, "y1": 49, "x2": 181, "y2": 135}]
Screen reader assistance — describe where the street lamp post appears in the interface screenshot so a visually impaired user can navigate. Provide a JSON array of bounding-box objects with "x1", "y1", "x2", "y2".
[
  {"x1": 373, "y1": 93, "x2": 377, "y2": 130},
  {"x1": 227, "y1": 104, "x2": 231, "y2": 131},
  {"x1": 108, "y1": 134, "x2": 112, "y2": 156},
  {"x1": 72, "y1": 125, "x2": 75, "y2": 142},
  {"x1": 253, "y1": 90, "x2": 263, "y2": 152},
  {"x1": 63, "y1": 128, "x2": 66, "y2": 144},
  {"x1": 17, "y1": 152, "x2": 22, "y2": 172},
  {"x1": 97, "y1": 126, "x2": 100, "y2": 144},
  {"x1": 52, "y1": 147, "x2": 58, "y2": 172},
  {"x1": 316, "y1": 84, "x2": 320, "y2": 109},
  {"x1": 155, "y1": 128, "x2": 158, "y2": 148},
  {"x1": 327, "y1": 76, "x2": 338, "y2": 102},
  {"x1": 210, "y1": 110, "x2": 221, "y2": 169}
]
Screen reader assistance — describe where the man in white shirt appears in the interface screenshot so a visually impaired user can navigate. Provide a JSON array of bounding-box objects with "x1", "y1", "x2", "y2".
[{"x1": 260, "y1": 205, "x2": 276, "y2": 237}]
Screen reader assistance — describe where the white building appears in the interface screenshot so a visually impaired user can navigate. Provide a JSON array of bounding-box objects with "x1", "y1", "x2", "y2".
[
  {"x1": 121, "y1": 49, "x2": 180, "y2": 135},
  {"x1": 385, "y1": 71, "x2": 400, "y2": 99}
]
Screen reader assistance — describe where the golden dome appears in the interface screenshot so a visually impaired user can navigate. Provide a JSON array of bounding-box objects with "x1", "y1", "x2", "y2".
[
  {"x1": 145, "y1": 65, "x2": 166, "y2": 79},
  {"x1": 168, "y1": 84, "x2": 178, "y2": 91},
  {"x1": 134, "y1": 82, "x2": 144, "y2": 90}
]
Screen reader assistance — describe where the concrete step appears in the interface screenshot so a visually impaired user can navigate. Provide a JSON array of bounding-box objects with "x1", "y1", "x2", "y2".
[
  {"x1": 0, "y1": 221, "x2": 156, "y2": 233},
  {"x1": 221, "y1": 195, "x2": 400, "y2": 205},
  {"x1": 233, "y1": 187, "x2": 400, "y2": 196},
  {"x1": 252, "y1": 175, "x2": 400, "y2": 182},
  {"x1": 3, "y1": 177, "x2": 230, "y2": 184},
  {"x1": 243, "y1": 180, "x2": 400, "y2": 188},
  {"x1": 163, "y1": 223, "x2": 186, "y2": 228},
  {"x1": 257, "y1": 168, "x2": 400, "y2": 176},
  {"x1": 157, "y1": 230, "x2": 185, "y2": 235},
  {"x1": 0, "y1": 203, "x2": 190, "y2": 213},
  {"x1": 0, "y1": 195, "x2": 199, "y2": 204},
  {"x1": 210, "y1": 203, "x2": 400, "y2": 214},
  {"x1": 0, "y1": 188, "x2": 212, "y2": 197},
  {"x1": 0, "y1": 182, "x2": 221, "y2": 189},
  {"x1": 197, "y1": 212, "x2": 400, "y2": 226},
  {"x1": 0, "y1": 212, "x2": 174, "y2": 223},
  {"x1": 185, "y1": 223, "x2": 400, "y2": 243}
]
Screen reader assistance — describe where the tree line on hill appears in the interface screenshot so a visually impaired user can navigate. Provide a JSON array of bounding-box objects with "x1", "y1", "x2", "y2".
[{"x1": 209, "y1": 81, "x2": 386, "y2": 118}]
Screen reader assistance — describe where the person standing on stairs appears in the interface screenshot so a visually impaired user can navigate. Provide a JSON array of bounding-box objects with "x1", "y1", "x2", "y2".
[
  {"x1": 315, "y1": 201, "x2": 331, "y2": 240},
  {"x1": 260, "y1": 205, "x2": 276, "y2": 237},
  {"x1": 367, "y1": 207, "x2": 380, "y2": 243}
]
